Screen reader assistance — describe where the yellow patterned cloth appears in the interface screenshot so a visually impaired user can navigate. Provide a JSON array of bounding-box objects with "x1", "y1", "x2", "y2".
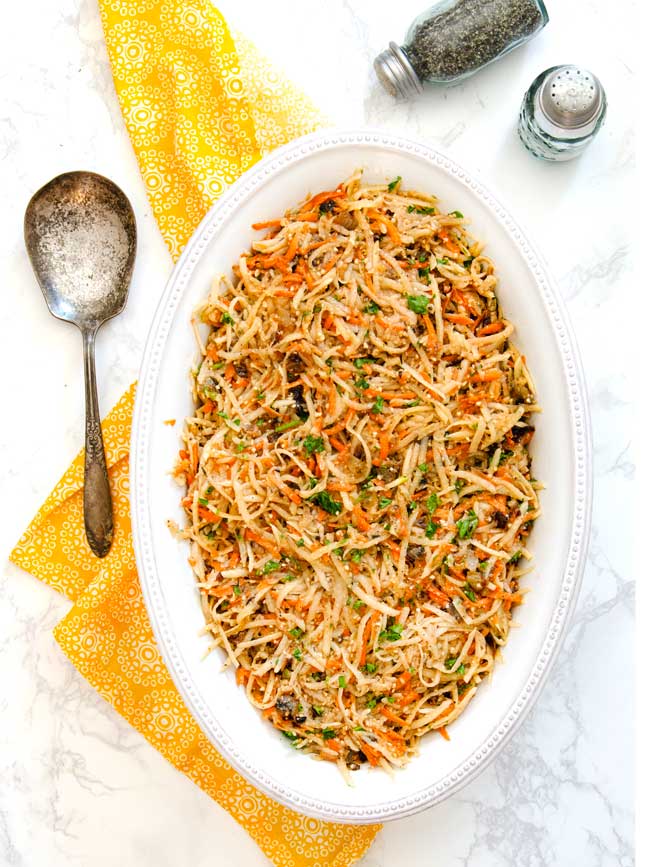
[{"x1": 11, "y1": 2, "x2": 381, "y2": 865}]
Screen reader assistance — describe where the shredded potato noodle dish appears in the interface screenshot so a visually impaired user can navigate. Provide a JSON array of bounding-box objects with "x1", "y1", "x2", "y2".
[{"x1": 174, "y1": 172, "x2": 541, "y2": 776}]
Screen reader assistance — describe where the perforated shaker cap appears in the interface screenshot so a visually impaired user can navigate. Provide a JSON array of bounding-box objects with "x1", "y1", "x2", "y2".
[
  {"x1": 374, "y1": 42, "x2": 424, "y2": 101},
  {"x1": 536, "y1": 66, "x2": 605, "y2": 139}
]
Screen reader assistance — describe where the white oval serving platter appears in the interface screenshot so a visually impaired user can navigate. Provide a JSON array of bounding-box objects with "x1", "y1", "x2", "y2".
[{"x1": 131, "y1": 129, "x2": 591, "y2": 824}]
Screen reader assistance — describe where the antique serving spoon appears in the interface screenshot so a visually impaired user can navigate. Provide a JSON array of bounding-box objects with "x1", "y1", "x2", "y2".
[{"x1": 24, "y1": 171, "x2": 136, "y2": 558}]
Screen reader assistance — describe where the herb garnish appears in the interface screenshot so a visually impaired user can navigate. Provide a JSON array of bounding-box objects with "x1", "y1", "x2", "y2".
[
  {"x1": 456, "y1": 508, "x2": 478, "y2": 540},
  {"x1": 309, "y1": 491, "x2": 343, "y2": 515},
  {"x1": 379, "y1": 623, "x2": 404, "y2": 642},
  {"x1": 407, "y1": 294, "x2": 430, "y2": 314},
  {"x1": 425, "y1": 521, "x2": 438, "y2": 539},
  {"x1": 303, "y1": 435, "x2": 325, "y2": 456}
]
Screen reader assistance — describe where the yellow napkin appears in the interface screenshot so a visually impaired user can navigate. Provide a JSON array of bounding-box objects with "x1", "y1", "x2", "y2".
[{"x1": 11, "y1": 2, "x2": 381, "y2": 865}]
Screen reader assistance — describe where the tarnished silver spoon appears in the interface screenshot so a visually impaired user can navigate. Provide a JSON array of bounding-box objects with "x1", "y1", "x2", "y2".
[{"x1": 25, "y1": 171, "x2": 136, "y2": 558}]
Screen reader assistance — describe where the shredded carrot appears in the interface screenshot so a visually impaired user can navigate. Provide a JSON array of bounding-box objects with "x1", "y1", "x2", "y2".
[
  {"x1": 359, "y1": 742, "x2": 382, "y2": 766},
  {"x1": 251, "y1": 219, "x2": 282, "y2": 231},
  {"x1": 244, "y1": 529, "x2": 279, "y2": 554},
  {"x1": 477, "y1": 321, "x2": 505, "y2": 337},
  {"x1": 395, "y1": 670, "x2": 412, "y2": 692},
  {"x1": 380, "y1": 705, "x2": 407, "y2": 727},
  {"x1": 352, "y1": 505, "x2": 371, "y2": 533},
  {"x1": 446, "y1": 313, "x2": 475, "y2": 328},
  {"x1": 470, "y1": 369, "x2": 501, "y2": 384},
  {"x1": 236, "y1": 667, "x2": 250, "y2": 686},
  {"x1": 374, "y1": 429, "x2": 391, "y2": 466},
  {"x1": 423, "y1": 313, "x2": 438, "y2": 351},
  {"x1": 325, "y1": 407, "x2": 353, "y2": 436},
  {"x1": 198, "y1": 506, "x2": 220, "y2": 524}
]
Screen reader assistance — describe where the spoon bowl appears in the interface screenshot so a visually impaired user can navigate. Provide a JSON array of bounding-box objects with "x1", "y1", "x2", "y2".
[{"x1": 25, "y1": 171, "x2": 136, "y2": 557}]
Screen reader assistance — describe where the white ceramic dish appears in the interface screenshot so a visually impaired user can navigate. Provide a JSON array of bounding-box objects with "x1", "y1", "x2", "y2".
[{"x1": 131, "y1": 129, "x2": 591, "y2": 824}]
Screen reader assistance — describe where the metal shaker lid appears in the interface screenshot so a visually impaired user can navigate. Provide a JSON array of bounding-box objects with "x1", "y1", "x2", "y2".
[
  {"x1": 536, "y1": 66, "x2": 606, "y2": 139},
  {"x1": 374, "y1": 42, "x2": 423, "y2": 101}
]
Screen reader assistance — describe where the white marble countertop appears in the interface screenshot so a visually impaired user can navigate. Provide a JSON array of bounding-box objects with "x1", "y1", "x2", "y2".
[{"x1": 0, "y1": 0, "x2": 635, "y2": 864}]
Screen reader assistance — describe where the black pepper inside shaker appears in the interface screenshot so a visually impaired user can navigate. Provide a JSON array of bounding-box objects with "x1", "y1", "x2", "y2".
[{"x1": 374, "y1": 0, "x2": 549, "y2": 100}]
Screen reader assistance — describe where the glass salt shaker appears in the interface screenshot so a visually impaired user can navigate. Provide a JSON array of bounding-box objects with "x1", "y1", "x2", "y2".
[
  {"x1": 518, "y1": 65, "x2": 607, "y2": 161},
  {"x1": 374, "y1": 0, "x2": 549, "y2": 100}
]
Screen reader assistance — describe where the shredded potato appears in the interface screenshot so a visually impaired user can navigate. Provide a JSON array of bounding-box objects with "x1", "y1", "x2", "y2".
[{"x1": 175, "y1": 172, "x2": 540, "y2": 774}]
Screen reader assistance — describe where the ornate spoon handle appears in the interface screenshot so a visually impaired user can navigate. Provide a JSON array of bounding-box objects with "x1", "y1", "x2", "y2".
[{"x1": 82, "y1": 327, "x2": 113, "y2": 558}]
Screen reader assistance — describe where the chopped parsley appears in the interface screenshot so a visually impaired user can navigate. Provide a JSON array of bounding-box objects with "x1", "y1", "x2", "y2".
[
  {"x1": 425, "y1": 521, "x2": 438, "y2": 539},
  {"x1": 456, "y1": 509, "x2": 479, "y2": 540},
  {"x1": 463, "y1": 583, "x2": 477, "y2": 602},
  {"x1": 350, "y1": 550, "x2": 364, "y2": 564},
  {"x1": 322, "y1": 728, "x2": 337, "y2": 740},
  {"x1": 303, "y1": 435, "x2": 325, "y2": 456},
  {"x1": 313, "y1": 706, "x2": 324, "y2": 716},
  {"x1": 509, "y1": 551, "x2": 523, "y2": 564},
  {"x1": 371, "y1": 396, "x2": 385, "y2": 414},
  {"x1": 426, "y1": 493, "x2": 439, "y2": 512},
  {"x1": 217, "y1": 411, "x2": 229, "y2": 419},
  {"x1": 436, "y1": 257, "x2": 449, "y2": 266},
  {"x1": 263, "y1": 560, "x2": 280, "y2": 574},
  {"x1": 387, "y1": 176, "x2": 402, "y2": 192},
  {"x1": 282, "y1": 730, "x2": 298, "y2": 742},
  {"x1": 233, "y1": 585, "x2": 241, "y2": 596},
  {"x1": 417, "y1": 266, "x2": 431, "y2": 284},
  {"x1": 355, "y1": 376, "x2": 370, "y2": 390},
  {"x1": 364, "y1": 301, "x2": 380, "y2": 314},
  {"x1": 450, "y1": 210, "x2": 464, "y2": 218},
  {"x1": 379, "y1": 623, "x2": 404, "y2": 642},
  {"x1": 296, "y1": 539, "x2": 305, "y2": 548},
  {"x1": 338, "y1": 676, "x2": 347, "y2": 688},
  {"x1": 354, "y1": 357, "x2": 376, "y2": 369},
  {"x1": 407, "y1": 294, "x2": 430, "y2": 314},
  {"x1": 234, "y1": 442, "x2": 246, "y2": 453},
  {"x1": 289, "y1": 627, "x2": 304, "y2": 639},
  {"x1": 352, "y1": 599, "x2": 364, "y2": 611},
  {"x1": 418, "y1": 462, "x2": 429, "y2": 473},
  {"x1": 293, "y1": 648, "x2": 303, "y2": 660},
  {"x1": 198, "y1": 497, "x2": 209, "y2": 506},
  {"x1": 366, "y1": 696, "x2": 378, "y2": 709},
  {"x1": 362, "y1": 662, "x2": 377, "y2": 674},
  {"x1": 221, "y1": 312, "x2": 234, "y2": 325},
  {"x1": 407, "y1": 205, "x2": 436, "y2": 215},
  {"x1": 378, "y1": 496, "x2": 392, "y2": 509},
  {"x1": 309, "y1": 490, "x2": 343, "y2": 515}
]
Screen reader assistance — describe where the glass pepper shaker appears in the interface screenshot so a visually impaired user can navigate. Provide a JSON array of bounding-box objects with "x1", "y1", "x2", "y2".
[
  {"x1": 374, "y1": 0, "x2": 549, "y2": 100},
  {"x1": 518, "y1": 65, "x2": 607, "y2": 161}
]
